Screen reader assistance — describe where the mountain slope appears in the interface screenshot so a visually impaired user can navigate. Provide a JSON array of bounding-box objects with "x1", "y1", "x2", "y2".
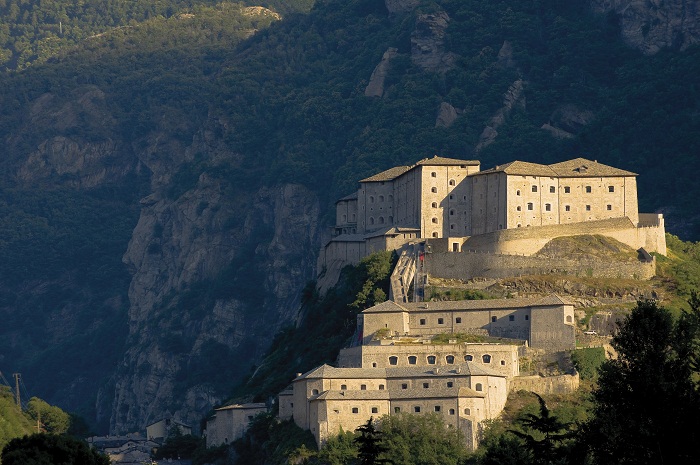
[{"x1": 0, "y1": 0, "x2": 698, "y2": 434}]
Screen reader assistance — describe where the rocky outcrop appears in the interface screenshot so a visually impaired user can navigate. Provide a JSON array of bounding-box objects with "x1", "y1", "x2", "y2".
[
  {"x1": 591, "y1": 0, "x2": 700, "y2": 54},
  {"x1": 385, "y1": 0, "x2": 420, "y2": 14},
  {"x1": 476, "y1": 79, "x2": 526, "y2": 151},
  {"x1": 411, "y1": 11, "x2": 458, "y2": 73},
  {"x1": 108, "y1": 176, "x2": 320, "y2": 433},
  {"x1": 496, "y1": 40, "x2": 517, "y2": 69},
  {"x1": 541, "y1": 105, "x2": 595, "y2": 139},
  {"x1": 435, "y1": 101, "x2": 459, "y2": 128},
  {"x1": 365, "y1": 48, "x2": 399, "y2": 97}
]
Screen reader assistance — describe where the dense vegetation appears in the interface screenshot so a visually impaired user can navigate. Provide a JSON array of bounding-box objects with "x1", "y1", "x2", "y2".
[
  {"x1": 1, "y1": 433, "x2": 109, "y2": 465},
  {"x1": 232, "y1": 251, "x2": 395, "y2": 402},
  {"x1": 0, "y1": 0, "x2": 699, "y2": 436}
]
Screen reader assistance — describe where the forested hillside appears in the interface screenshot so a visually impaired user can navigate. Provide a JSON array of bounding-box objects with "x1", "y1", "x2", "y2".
[{"x1": 0, "y1": 0, "x2": 698, "y2": 435}]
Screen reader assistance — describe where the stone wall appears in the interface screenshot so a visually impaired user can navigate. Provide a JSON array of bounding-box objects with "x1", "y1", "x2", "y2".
[
  {"x1": 509, "y1": 373, "x2": 580, "y2": 395},
  {"x1": 457, "y1": 217, "x2": 665, "y2": 256},
  {"x1": 425, "y1": 249, "x2": 656, "y2": 281}
]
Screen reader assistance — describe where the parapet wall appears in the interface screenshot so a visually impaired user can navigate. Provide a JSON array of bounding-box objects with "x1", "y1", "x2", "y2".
[
  {"x1": 459, "y1": 217, "x2": 665, "y2": 256},
  {"x1": 425, "y1": 250, "x2": 656, "y2": 281},
  {"x1": 509, "y1": 373, "x2": 580, "y2": 395}
]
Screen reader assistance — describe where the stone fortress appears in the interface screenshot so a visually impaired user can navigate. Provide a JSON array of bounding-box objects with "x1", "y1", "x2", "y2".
[
  {"x1": 319, "y1": 156, "x2": 666, "y2": 284},
  {"x1": 207, "y1": 156, "x2": 666, "y2": 450}
]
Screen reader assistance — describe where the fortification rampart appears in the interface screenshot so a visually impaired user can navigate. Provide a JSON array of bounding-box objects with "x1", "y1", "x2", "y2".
[
  {"x1": 425, "y1": 250, "x2": 656, "y2": 281},
  {"x1": 457, "y1": 217, "x2": 665, "y2": 256},
  {"x1": 509, "y1": 373, "x2": 580, "y2": 395}
]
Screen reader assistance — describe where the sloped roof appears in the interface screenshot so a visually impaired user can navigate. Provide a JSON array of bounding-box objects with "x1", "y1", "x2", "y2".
[
  {"x1": 416, "y1": 156, "x2": 480, "y2": 167},
  {"x1": 360, "y1": 166, "x2": 412, "y2": 182},
  {"x1": 549, "y1": 158, "x2": 636, "y2": 177},
  {"x1": 336, "y1": 192, "x2": 358, "y2": 203},
  {"x1": 475, "y1": 160, "x2": 556, "y2": 177},
  {"x1": 475, "y1": 158, "x2": 636, "y2": 178},
  {"x1": 296, "y1": 363, "x2": 505, "y2": 381},
  {"x1": 215, "y1": 403, "x2": 267, "y2": 411},
  {"x1": 364, "y1": 295, "x2": 568, "y2": 313},
  {"x1": 314, "y1": 390, "x2": 392, "y2": 401},
  {"x1": 364, "y1": 226, "x2": 421, "y2": 239}
]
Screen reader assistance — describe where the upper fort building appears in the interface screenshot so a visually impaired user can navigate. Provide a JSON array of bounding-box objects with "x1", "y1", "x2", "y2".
[{"x1": 321, "y1": 156, "x2": 665, "y2": 271}]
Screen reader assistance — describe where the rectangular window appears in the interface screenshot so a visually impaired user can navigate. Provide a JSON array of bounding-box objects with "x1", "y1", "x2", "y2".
[
  {"x1": 401, "y1": 383, "x2": 408, "y2": 389},
  {"x1": 545, "y1": 204, "x2": 551, "y2": 212},
  {"x1": 586, "y1": 205, "x2": 591, "y2": 211},
  {"x1": 455, "y1": 317, "x2": 461, "y2": 324},
  {"x1": 607, "y1": 204, "x2": 612, "y2": 211},
  {"x1": 437, "y1": 318, "x2": 444, "y2": 324},
  {"x1": 379, "y1": 384, "x2": 385, "y2": 390},
  {"x1": 565, "y1": 205, "x2": 571, "y2": 212},
  {"x1": 447, "y1": 382, "x2": 453, "y2": 388},
  {"x1": 509, "y1": 315, "x2": 515, "y2": 321},
  {"x1": 434, "y1": 406, "x2": 441, "y2": 412},
  {"x1": 532, "y1": 185, "x2": 537, "y2": 192},
  {"x1": 527, "y1": 203, "x2": 533, "y2": 211},
  {"x1": 609, "y1": 186, "x2": 615, "y2": 192},
  {"x1": 352, "y1": 407, "x2": 359, "y2": 414},
  {"x1": 549, "y1": 186, "x2": 555, "y2": 193},
  {"x1": 360, "y1": 384, "x2": 367, "y2": 390},
  {"x1": 414, "y1": 406, "x2": 421, "y2": 413},
  {"x1": 395, "y1": 407, "x2": 401, "y2": 413},
  {"x1": 419, "y1": 319, "x2": 426, "y2": 325},
  {"x1": 586, "y1": 186, "x2": 592, "y2": 193},
  {"x1": 372, "y1": 407, "x2": 378, "y2": 413},
  {"x1": 564, "y1": 186, "x2": 570, "y2": 193},
  {"x1": 341, "y1": 385, "x2": 347, "y2": 390},
  {"x1": 491, "y1": 316, "x2": 497, "y2": 322},
  {"x1": 423, "y1": 383, "x2": 429, "y2": 388}
]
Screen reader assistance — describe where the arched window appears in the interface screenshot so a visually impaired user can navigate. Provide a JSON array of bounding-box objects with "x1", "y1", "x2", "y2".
[
  {"x1": 446, "y1": 355, "x2": 455, "y2": 364},
  {"x1": 369, "y1": 217, "x2": 375, "y2": 225},
  {"x1": 389, "y1": 195, "x2": 393, "y2": 202},
  {"x1": 516, "y1": 189, "x2": 521, "y2": 196},
  {"x1": 432, "y1": 202, "x2": 438, "y2": 208},
  {"x1": 389, "y1": 356, "x2": 398, "y2": 365},
  {"x1": 500, "y1": 360, "x2": 506, "y2": 366},
  {"x1": 431, "y1": 187, "x2": 438, "y2": 193},
  {"x1": 449, "y1": 179, "x2": 456, "y2": 186},
  {"x1": 482, "y1": 354, "x2": 492, "y2": 363},
  {"x1": 379, "y1": 216, "x2": 385, "y2": 224},
  {"x1": 465, "y1": 355, "x2": 473, "y2": 361},
  {"x1": 431, "y1": 172, "x2": 437, "y2": 177},
  {"x1": 432, "y1": 232, "x2": 439, "y2": 237},
  {"x1": 427, "y1": 355, "x2": 436, "y2": 364},
  {"x1": 388, "y1": 216, "x2": 393, "y2": 223},
  {"x1": 312, "y1": 389, "x2": 319, "y2": 395},
  {"x1": 408, "y1": 356, "x2": 417, "y2": 365},
  {"x1": 342, "y1": 214, "x2": 347, "y2": 222},
  {"x1": 432, "y1": 218, "x2": 438, "y2": 224},
  {"x1": 449, "y1": 409, "x2": 455, "y2": 415},
  {"x1": 449, "y1": 209, "x2": 455, "y2": 216},
  {"x1": 566, "y1": 315, "x2": 573, "y2": 323},
  {"x1": 369, "y1": 196, "x2": 375, "y2": 203},
  {"x1": 379, "y1": 195, "x2": 384, "y2": 202},
  {"x1": 464, "y1": 408, "x2": 471, "y2": 415},
  {"x1": 475, "y1": 383, "x2": 483, "y2": 391}
]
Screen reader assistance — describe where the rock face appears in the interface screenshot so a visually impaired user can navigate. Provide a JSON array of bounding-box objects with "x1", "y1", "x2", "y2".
[
  {"x1": 385, "y1": 0, "x2": 420, "y2": 14},
  {"x1": 365, "y1": 48, "x2": 399, "y2": 97},
  {"x1": 542, "y1": 104, "x2": 595, "y2": 139},
  {"x1": 411, "y1": 11, "x2": 458, "y2": 72},
  {"x1": 591, "y1": 0, "x2": 700, "y2": 54},
  {"x1": 476, "y1": 79, "x2": 526, "y2": 151},
  {"x1": 435, "y1": 102, "x2": 459, "y2": 128},
  {"x1": 109, "y1": 176, "x2": 320, "y2": 432}
]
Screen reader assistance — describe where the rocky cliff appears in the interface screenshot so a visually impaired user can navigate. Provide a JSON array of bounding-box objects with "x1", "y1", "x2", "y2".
[{"x1": 591, "y1": 0, "x2": 700, "y2": 54}]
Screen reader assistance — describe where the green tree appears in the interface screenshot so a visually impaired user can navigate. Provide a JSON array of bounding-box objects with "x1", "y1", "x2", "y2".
[
  {"x1": 354, "y1": 418, "x2": 391, "y2": 465},
  {"x1": 26, "y1": 397, "x2": 70, "y2": 434},
  {"x1": 507, "y1": 393, "x2": 574, "y2": 465},
  {"x1": 1, "y1": 433, "x2": 110, "y2": 465},
  {"x1": 583, "y1": 299, "x2": 700, "y2": 464},
  {"x1": 376, "y1": 413, "x2": 467, "y2": 465}
]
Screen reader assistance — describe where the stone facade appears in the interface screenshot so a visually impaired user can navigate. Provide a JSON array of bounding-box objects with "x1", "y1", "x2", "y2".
[
  {"x1": 358, "y1": 296, "x2": 576, "y2": 352},
  {"x1": 279, "y1": 364, "x2": 507, "y2": 449},
  {"x1": 337, "y1": 342, "x2": 521, "y2": 378},
  {"x1": 319, "y1": 157, "x2": 665, "y2": 271},
  {"x1": 205, "y1": 403, "x2": 268, "y2": 447}
]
